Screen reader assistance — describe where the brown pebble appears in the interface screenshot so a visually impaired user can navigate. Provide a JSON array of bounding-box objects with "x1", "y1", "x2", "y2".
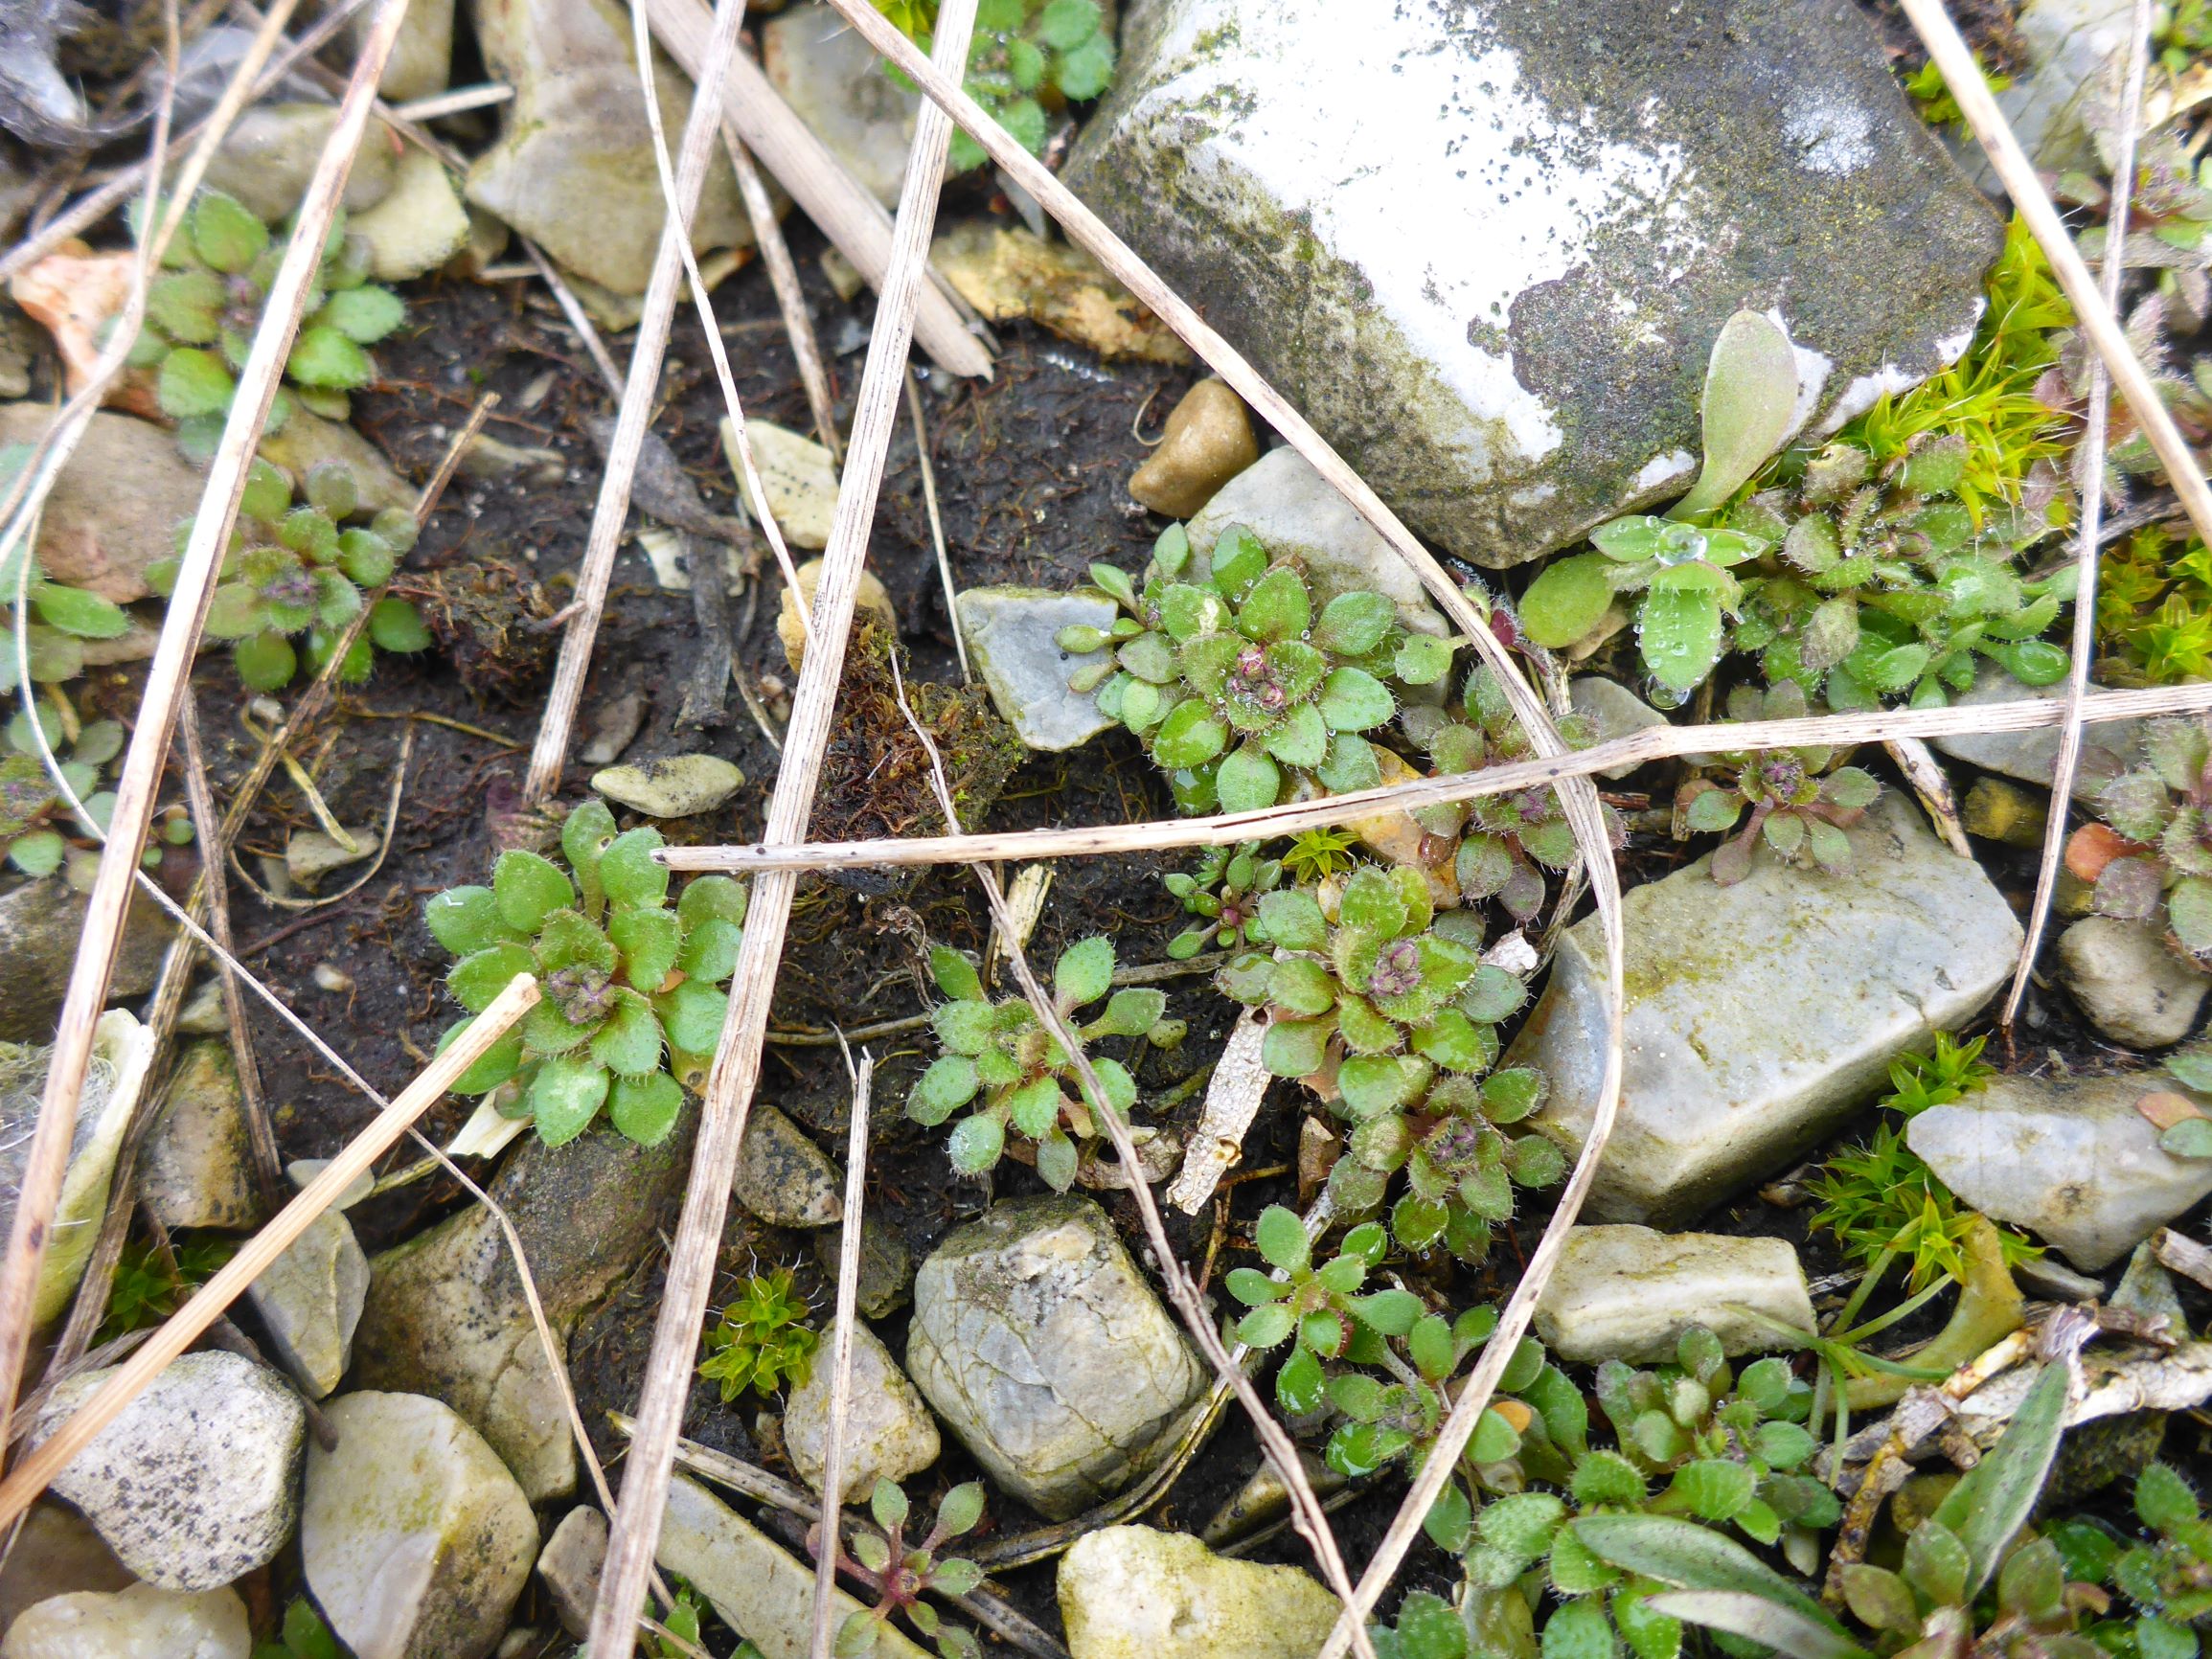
[
  {"x1": 1961, "y1": 776, "x2": 2049, "y2": 849},
  {"x1": 1128, "y1": 376, "x2": 1260, "y2": 517}
]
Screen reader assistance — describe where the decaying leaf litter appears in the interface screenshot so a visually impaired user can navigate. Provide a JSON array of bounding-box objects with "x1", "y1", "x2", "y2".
[{"x1": 10, "y1": 0, "x2": 2212, "y2": 1655}]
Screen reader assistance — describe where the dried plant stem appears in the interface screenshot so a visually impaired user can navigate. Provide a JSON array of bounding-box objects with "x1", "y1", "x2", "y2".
[
  {"x1": 642, "y1": 0, "x2": 992, "y2": 379},
  {"x1": 176, "y1": 692, "x2": 283, "y2": 1213},
  {"x1": 666, "y1": 678, "x2": 2212, "y2": 876},
  {"x1": 1899, "y1": 0, "x2": 2212, "y2": 543},
  {"x1": 878, "y1": 649, "x2": 1375, "y2": 1659},
  {"x1": 0, "y1": 972, "x2": 539, "y2": 1526},
  {"x1": 725, "y1": 125, "x2": 842, "y2": 463},
  {"x1": 2004, "y1": 0, "x2": 2154, "y2": 1025},
  {"x1": 1885, "y1": 736, "x2": 1971, "y2": 859},
  {"x1": 582, "y1": 10, "x2": 980, "y2": 1652},
  {"x1": 809, "y1": 1041, "x2": 873, "y2": 1659},
  {"x1": 523, "y1": 0, "x2": 758, "y2": 803},
  {"x1": 904, "y1": 367, "x2": 969, "y2": 681},
  {"x1": 0, "y1": 0, "x2": 409, "y2": 1462}
]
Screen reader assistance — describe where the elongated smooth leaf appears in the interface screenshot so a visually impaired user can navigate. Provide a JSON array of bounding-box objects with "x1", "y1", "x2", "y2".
[
  {"x1": 1928, "y1": 1360, "x2": 2071, "y2": 1598},
  {"x1": 1642, "y1": 1593, "x2": 1869, "y2": 1659},
  {"x1": 1573, "y1": 1514, "x2": 1842, "y2": 1633},
  {"x1": 1673, "y1": 310, "x2": 1801, "y2": 519}
]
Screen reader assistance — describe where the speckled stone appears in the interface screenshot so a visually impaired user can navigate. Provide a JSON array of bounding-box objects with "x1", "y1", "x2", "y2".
[
  {"x1": 905, "y1": 1196, "x2": 1208, "y2": 1521},
  {"x1": 1532, "y1": 1226, "x2": 1816, "y2": 1362},
  {"x1": 783, "y1": 1322, "x2": 940, "y2": 1502},
  {"x1": 301, "y1": 1392, "x2": 536, "y2": 1659},
  {"x1": 1514, "y1": 793, "x2": 2021, "y2": 1225},
  {"x1": 29, "y1": 1352, "x2": 304, "y2": 1592},
  {"x1": 245, "y1": 1208, "x2": 369, "y2": 1399},
  {"x1": 1058, "y1": 1526, "x2": 1338, "y2": 1659},
  {"x1": 731, "y1": 1102, "x2": 844, "y2": 1228},
  {"x1": 1065, "y1": 0, "x2": 1999, "y2": 567}
]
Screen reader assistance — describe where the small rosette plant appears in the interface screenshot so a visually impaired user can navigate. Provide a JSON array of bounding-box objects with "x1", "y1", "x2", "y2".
[
  {"x1": 876, "y1": 0, "x2": 1114, "y2": 173},
  {"x1": 697, "y1": 1267, "x2": 817, "y2": 1401},
  {"x1": 1407, "y1": 665, "x2": 1607, "y2": 924},
  {"x1": 1674, "y1": 682, "x2": 1881, "y2": 885},
  {"x1": 426, "y1": 801, "x2": 746, "y2": 1147},
  {"x1": 1163, "y1": 840, "x2": 1282, "y2": 959},
  {"x1": 2072, "y1": 716, "x2": 2212, "y2": 966},
  {"x1": 2109, "y1": 1464, "x2": 2212, "y2": 1650},
  {"x1": 836, "y1": 1479, "x2": 989, "y2": 1659},
  {"x1": 1067, "y1": 521, "x2": 1452, "y2": 812},
  {"x1": 906, "y1": 936, "x2": 1183, "y2": 1190},
  {"x1": 1362, "y1": 1067, "x2": 1565, "y2": 1261},
  {"x1": 131, "y1": 188, "x2": 405, "y2": 452},
  {"x1": 1225, "y1": 1206, "x2": 1426, "y2": 1419},
  {"x1": 1215, "y1": 864, "x2": 1528, "y2": 1113},
  {"x1": 153, "y1": 456, "x2": 428, "y2": 691},
  {"x1": 0, "y1": 702, "x2": 192, "y2": 885}
]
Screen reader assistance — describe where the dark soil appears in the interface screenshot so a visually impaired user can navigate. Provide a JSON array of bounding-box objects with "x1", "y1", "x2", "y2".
[{"x1": 34, "y1": 169, "x2": 2212, "y2": 1648}]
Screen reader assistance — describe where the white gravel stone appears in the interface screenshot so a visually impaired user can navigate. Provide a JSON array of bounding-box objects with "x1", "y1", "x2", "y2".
[{"x1": 1532, "y1": 1225, "x2": 1816, "y2": 1362}]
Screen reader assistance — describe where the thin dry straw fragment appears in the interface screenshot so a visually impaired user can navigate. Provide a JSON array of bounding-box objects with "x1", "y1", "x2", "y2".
[
  {"x1": 661, "y1": 679, "x2": 2212, "y2": 876},
  {"x1": 2005, "y1": 0, "x2": 2155, "y2": 1025},
  {"x1": 0, "y1": 972, "x2": 539, "y2": 1527},
  {"x1": 522, "y1": 0, "x2": 761, "y2": 804},
  {"x1": 0, "y1": 0, "x2": 413, "y2": 1463},
  {"x1": 1899, "y1": 0, "x2": 2212, "y2": 545},
  {"x1": 725, "y1": 125, "x2": 843, "y2": 464},
  {"x1": 583, "y1": 8, "x2": 983, "y2": 1651},
  {"x1": 808, "y1": 1040, "x2": 873, "y2": 1659}
]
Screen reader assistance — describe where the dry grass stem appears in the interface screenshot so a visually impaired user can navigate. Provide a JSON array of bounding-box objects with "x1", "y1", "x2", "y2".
[
  {"x1": 878, "y1": 647, "x2": 1379, "y2": 1659},
  {"x1": 643, "y1": 0, "x2": 992, "y2": 379},
  {"x1": 1165, "y1": 1008, "x2": 1268, "y2": 1215},
  {"x1": 809, "y1": 1039, "x2": 874, "y2": 1659},
  {"x1": 663, "y1": 678, "x2": 2212, "y2": 875},
  {"x1": 2005, "y1": 0, "x2": 2154, "y2": 1023},
  {"x1": 1901, "y1": 0, "x2": 2212, "y2": 541},
  {"x1": 1885, "y1": 736, "x2": 1972, "y2": 858},
  {"x1": 175, "y1": 692, "x2": 283, "y2": 1211},
  {"x1": 226, "y1": 718, "x2": 415, "y2": 912},
  {"x1": 724, "y1": 125, "x2": 843, "y2": 462},
  {"x1": 0, "y1": 972, "x2": 539, "y2": 1526},
  {"x1": 905, "y1": 367, "x2": 969, "y2": 681},
  {"x1": 0, "y1": 0, "x2": 400, "y2": 1458},
  {"x1": 583, "y1": 8, "x2": 981, "y2": 1650},
  {"x1": 523, "y1": 0, "x2": 759, "y2": 803}
]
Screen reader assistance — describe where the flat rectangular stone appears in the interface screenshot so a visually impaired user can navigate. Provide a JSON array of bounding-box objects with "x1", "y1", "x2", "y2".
[
  {"x1": 1532, "y1": 1226, "x2": 1814, "y2": 1363},
  {"x1": 1511, "y1": 794, "x2": 2021, "y2": 1225}
]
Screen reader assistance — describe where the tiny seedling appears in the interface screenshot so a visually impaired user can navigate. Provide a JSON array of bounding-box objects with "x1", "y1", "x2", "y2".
[
  {"x1": 1675, "y1": 681, "x2": 1881, "y2": 884},
  {"x1": 907, "y1": 936, "x2": 1183, "y2": 1190},
  {"x1": 697, "y1": 1267, "x2": 818, "y2": 1401},
  {"x1": 252, "y1": 1599, "x2": 339, "y2": 1659},
  {"x1": 1163, "y1": 840, "x2": 1281, "y2": 958},
  {"x1": 836, "y1": 1478, "x2": 989, "y2": 1659}
]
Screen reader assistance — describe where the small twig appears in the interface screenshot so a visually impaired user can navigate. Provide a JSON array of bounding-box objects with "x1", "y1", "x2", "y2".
[
  {"x1": 809, "y1": 1037, "x2": 874, "y2": 1659},
  {"x1": 176, "y1": 692, "x2": 283, "y2": 1213},
  {"x1": 226, "y1": 720, "x2": 416, "y2": 913},
  {"x1": 2004, "y1": 0, "x2": 2153, "y2": 1026},
  {"x1": 0, "y1": 974, "x2": 539, "y2": 1527},
  {"x1": 904, "y1": 367, "x2": 968, "y2": 681},
  {"x1": 389, "y1": 81, "x2": 513, "y2": 121},
  {"x1": 724, "y1": 125, "x2": 842, "y2": 464},
  {"x1": 1884, "y1": 737, "x2": 1972, "y2": 859}
]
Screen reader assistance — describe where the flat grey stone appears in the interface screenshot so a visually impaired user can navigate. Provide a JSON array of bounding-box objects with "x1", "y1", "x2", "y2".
[
  {"x1": 811, "y1": 1216, "x2": 913, "y2": 1318},
  {"x1": 286, "y1": 826, "x2": 377, "y2": 889},
  {"x1": 302, "y1": 1392, "x2": 537, "y2": 1659},
  {"x1": 1531, "y1": 1225, "x2": 1815, "y2": 1362},
  {"x1": 245, "y1": 1208, "x2": 369, "y2": 1399},
  {"x1": 1930, "y1": 661, "x2": 2144, "y2": 803},
  {"x1": 763, "y1": 1, "x2": 921, "y2": 208},
  {"x1": 656, "y1": 1476, "x2": 929, "y2": 1659},
  {"x1": 1961, "y1": 0, "x2": 2134, "y2": 187},
  {"x1": 0, "y1": 407, "x2": 215, "y2": 604},
  {"x1": 1066, "y1": 0, "x2": 1999, "y2": 567},
  {"x1": 1514, "y1": 793, "x2": 2021, "y2": 1224},
  {"x1": 732, "y1": 1102, "x2": 844, "y2": 1228},
  {"x1": 1909, "y1": 1073, "x2": 2212, "y2": 1270},
  {"x1": 906, "y1": 1195, "x2": 1208, "y2": 1521},
  {"x1": 1568, "y1": 677, "x2": 1667, "y2": 779},
  {"x1": 783, "y1": 1321, "x2": 940, "y2": 1502},
  {"x1": 591, "y1": 754, "x2": 744, "y2": 818},
  {"x1": 198, "y1": 103, "x2": 397, "y2": 223},
  {"x1": 2056, "y1": 917, "x2": 2211, "y2": 1051},
  {"x1": 30, "y1": 1352, "x2": 304, "y2": 1593},
  {"x1": 536, "y1": 1505, "x2": 606, "y2": 1640},
  {"x1": 1058, "y1": 1526, "x2": 1339, "y2": 1659},
  {"x1": 0, "y1": 1582, "x2": 250, "y2": 1658},
  {"x1": 353, "y1": 1122, "x2": 690, "y2": 1500},
  {"x1": 1187, "y1": 448, "x2": 1447, "y2": 640},
  {"x1": 141, "y1": 1040, "x2": 263, "y2": 1234},
  {"x1": 956, "y1": 587, "x2": 1118, "y2": 754}
]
